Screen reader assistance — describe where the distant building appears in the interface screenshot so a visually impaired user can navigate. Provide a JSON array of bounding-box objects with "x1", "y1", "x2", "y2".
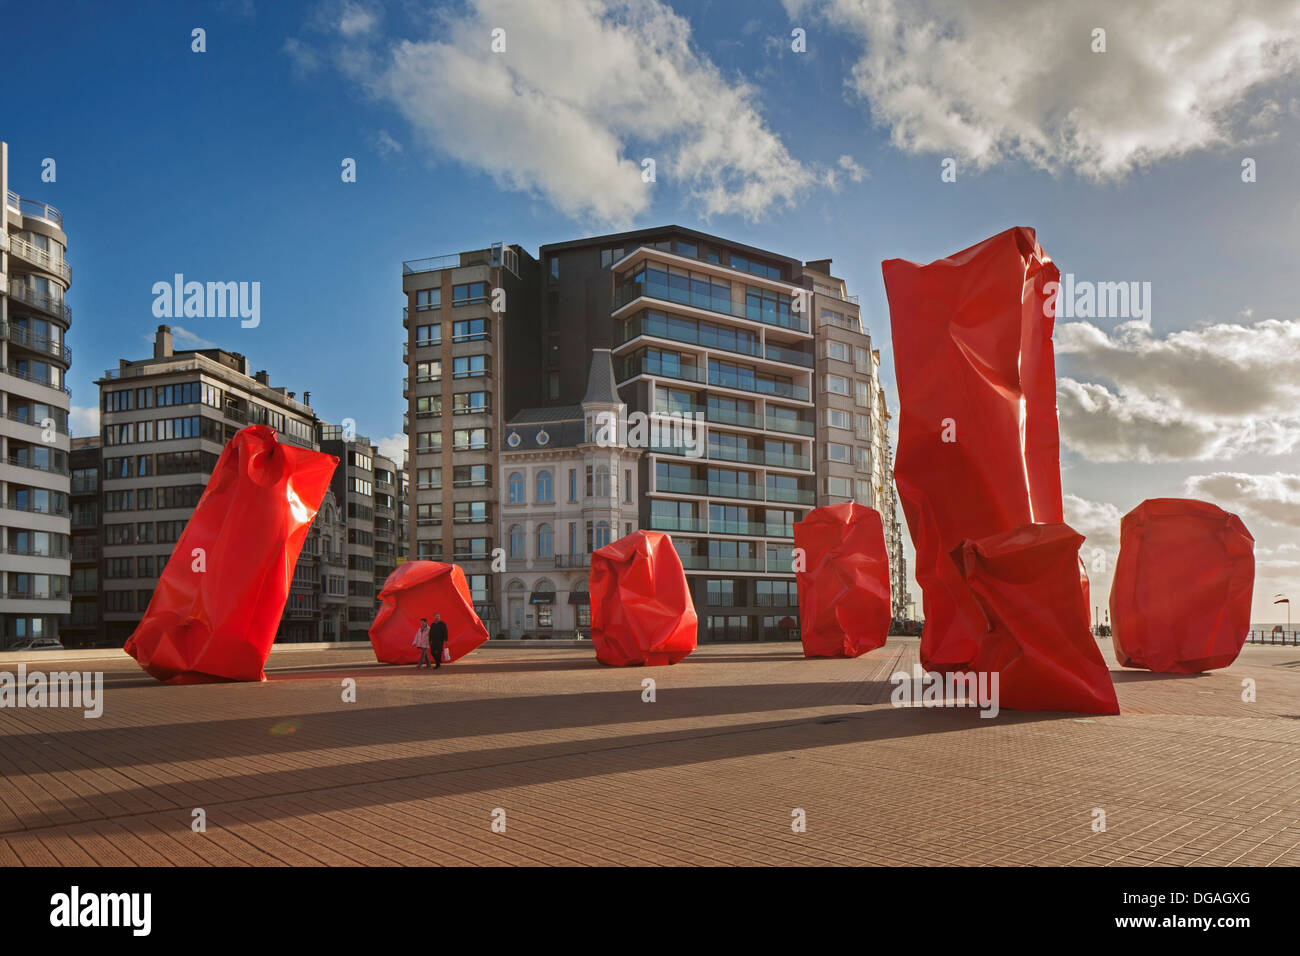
[{"x1": 497, "y1": 349, "x2": 641, "y2": 637}]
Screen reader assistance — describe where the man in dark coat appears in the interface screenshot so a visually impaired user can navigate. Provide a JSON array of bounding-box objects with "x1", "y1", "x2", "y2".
[{"x1": 429, "y1": 612, "x2": 449, "y2": 668}]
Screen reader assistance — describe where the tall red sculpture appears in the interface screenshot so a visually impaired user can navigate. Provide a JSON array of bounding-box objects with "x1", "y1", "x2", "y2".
[
  {"x1": 882, "y1": 227, "x2": 1065, "y2": 673},
  {"x1": 794, "y1": 503, "x2": 891, "y2": 657},
  {"x1": 124, "y1": 425, "x2": 338, "y2": 683},
  {"x1": 955, "y1": 523, "x2": 1119, "y2": 714},
  {"x1": 590, "y1": 530, "x2": 696, "y2": 666},
  {"x1": 369, "y1": 562, "x2": 489, "y2": 664},
  {"x1": 1110, "y1": 498, "x2": 1255, "y2": 673}
]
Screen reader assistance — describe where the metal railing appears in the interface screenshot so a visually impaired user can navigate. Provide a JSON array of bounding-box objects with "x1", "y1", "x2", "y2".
[
  {"x1": 4, "y1": 366, "x2": 71, "y2": 395},
  {"x1": 7, "y1": 282, "x2": 72, "y2": 322},
  {"x1": 6, "y1": 190, "x2": 63, "y2": 227},
  {"x1": 1, "y1": 323, "x2": 71, "y2": 362},
  {"x1": 402, "y1": 252, "x2": 489, "y2": 275},
  {"x1": 6, "y1": 234, "x2": 71, "y2": 281},
  {"x1": 6, "y1": 456, "x2": 70, "y2": 475},
  {"x1": 1246, "y1": 627, "x2": 1298, "y2": 645}
]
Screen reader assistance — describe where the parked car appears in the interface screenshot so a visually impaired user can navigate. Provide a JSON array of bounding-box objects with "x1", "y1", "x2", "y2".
[{"x1": 6, "y1": 638, "x2": 65, "y2": 651}]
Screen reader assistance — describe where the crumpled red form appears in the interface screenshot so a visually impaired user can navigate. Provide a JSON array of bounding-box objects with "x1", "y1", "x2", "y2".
[
  {"x1": 955, "y1": 523, "x2": 1119, "y2": 714},
  {"x1": 1110, "y1": 498, "x2": 1255, "y2": 673},
  {"x1": 590, "y1": 530, "x2": 696, "y2": 666},
  {"x1": 124, "y1": 425, "x2": 337, "y2": 683},
  {"x1": 369, "y1": 561, "x2": 489, "y2": 664},
  {"x1": 793, "y1": 503, "x2": 891, "y2": 657},
  {"x1": 882, "y1": 227, "x2": 1064, "y2": 673}
]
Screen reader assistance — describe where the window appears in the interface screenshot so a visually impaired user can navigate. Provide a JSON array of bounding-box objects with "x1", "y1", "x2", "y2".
[
  {"x1": 417, "y1": 432, "x2": 442, "y2": 454},
  {"x1": 707, "y1": 580, "x2": 738, "y2": 606},
  {"x1": 453, "y1": 391, "x2": 489, "y2": 414},
  {"x1": 825, "y1": 340, "x2": 851, "y2": 362},
  {"x1": 416, "y1": 288, "x2": 441, "y2": 310},
  {"x1": 454, "y1": 464, "x2": 490, "y2": 487},
  {"x1": 416, "y1": 360, "x2": 441, "y2": 382},
  {"x1": 824, "y1": 374, "x2": 850, "y2": 396},
  {"x1": 856, "y1": 380, "x2": 872, "y2": 407},
  {"x1": 508, "y1": 472, "x2": 525, "y2": 503},
  {"x1": 509, "y1": 524, "x2": 524, "y2": 558},
  {"x1": 624, "y1": 469, "x2": 632, "y2": 503},
  {"x1": 452, "y1": 318, "x2": 488, "y2": 342},
  {"x1": 855, "y1": 414, "x2": 872, "y2": 441},
  {"x1": 416, "y1": 323, "x2": 441, "y2": 346},
  {"x1": 600, "y1": 247, "x2": 626, "y2": 268},
  {"x1": 855, "y1": 347, "x2": 872, "y2": 373},
  {"x1": 676, "y1": 240, "x2": 697, "y2": 259},
  {"x1": 452, "y1": 281, "x2": 488, "y2": 305},
  {"x1": 825, "y1": 443, "x2": 851, "y2": 464},
  {"x1": 549, "y1": 257, "x2": 560, "y2": 279},
  {"x1": 453, "y1": 501, "x2": 490, "y2": 523},
  {"x1": 536, "y1": 471, "x2": 553, "y2": 503},
  {"x1": 417, "y1": 467, "x2": 441, "y2": 490},
  {"x1": 548, "y1": 372, "x2": 560, "y2": 400},
  {"x1": 827, "y1": 476, "x2": 852, "y2": 498},
  {"x1": 594, "y1": 466, "x2": 614, "y2": 498},
  {"x1": 453, "y1": 355, "x2": 488, "y2": 378},
  {"x1": 856, "y1": 447, "x2": 872, "y2": 472},
  {"x1": 856, "y1": 479, "x2": 874, "y2": 506},
  {"x1": 568, "y1": 521, "x2": 578, "y2": 555},
  {"x1": 826, "y1": 408, "x2": 851, "y2": 430},
  {"x1": 594, "y1": 520, "x2": 611, "y2": 550},
  {"x1": 568, "y1": 468, "x2": 578, "y2": 502},
  {"x1": 536, "y1": 523, "x2": 553, "y2": 558},
  {"x1": 417, "y1": 395, "x2": 441, "y2": 418},
  {"x1": 453, "y1": 428, "x2": 489, "y2": 450}
]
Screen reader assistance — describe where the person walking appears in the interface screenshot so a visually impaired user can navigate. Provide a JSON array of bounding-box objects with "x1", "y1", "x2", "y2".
[
  {"x1": 412, "y1": 617, "x2": 432, "y2": 668},
  {"x1": 429, "y1": 613, "x2": 449, "y2": 669}
]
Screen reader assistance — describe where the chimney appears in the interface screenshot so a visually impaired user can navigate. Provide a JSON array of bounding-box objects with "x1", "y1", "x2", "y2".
[
  {"x1": 303, "y1": 391, "x2": 311, "y2": 407},
  {"x1": 254, "y1": 370, "x2": 269, "y2": 386},
  {"x1": 154, "y1": 325, "x2": 173, "y2": 359}
]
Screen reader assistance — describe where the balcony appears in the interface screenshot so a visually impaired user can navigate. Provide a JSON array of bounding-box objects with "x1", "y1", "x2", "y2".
[
  {"x1": 765, "y1": 485, "x2": 816, "y2": 505},
  {"x1": 702, "y1": 555, "x2": 766, "y2": 572},
  {"x1": 7, "y1": 456, "x2": 70, "y2": 476},
  {"x1": 8, "y1": 282, "x2": 71, "y2": 323},
  {"x1": 6, "y1": 408, "x2": 68, "y2": 436},
  {"x1": 6, "y1": 190, "x2": 63, "y2": 227},
  {"x1": 646, "y1": 514, "x2": 707, "y2": 534},
  {"x1": 705, "y1": 405, "x2": 763, "y2": 430},
  {"x1": 709, "y1": 519, "x2": 767, "y2": 537},
  {"x1": 765, "y1": 414, "x2": 814, "y2": 436},
  {"x1": 614, "y1": 278, "x2": 810, "y2": 334},
  {"x1": 7, "y1": 235, "x2": 70, "y2": 282},
  {"x1": 403, "y1": 251, "x2": 488, "y2": 275},
  {"x1": 620, "y1": 355, "x2": 706, "y2": 386},
  {"x1": 554, "y1": 553, "x2": 592, "y2": 568},
  {"x1": 707, "y1": 480, "x2": 763, "y2": 501},
  {"x1": 763, "y1": 343, "x2": 813, "y2": 368}
]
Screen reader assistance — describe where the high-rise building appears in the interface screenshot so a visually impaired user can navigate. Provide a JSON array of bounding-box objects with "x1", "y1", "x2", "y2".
[
  {"x1": 95, "y1": 326, "x2": 319, "y2": 644},
  {"x1": 1, "y1": 141, "x2": 74, "y2": 647},
  {"x1": 402, "y1": 243, "x2": 541, "y2": 630},
  {"x1": 403, "y1": 226, "x2": 911, "y2": 641},
  {"x1": 63, "y1": 436, "x2": 101, "y2": 646}
]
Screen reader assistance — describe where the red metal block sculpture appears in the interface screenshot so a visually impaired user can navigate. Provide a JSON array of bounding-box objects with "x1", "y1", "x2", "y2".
[
  {"x1": 1110, "y1": 498, "x2": 1255, "y2": 673},
  {"x1": 370, "y1": 562, "x2": 490, "y2": 664},
  {"x1": 794, "y1": 503, "x2": 891, "y2": 658},
  {"x1": 590, "y1": 530, "x2": 697, "y2": 666},
  {"x1": 882, "y1": 226, "x2": 1064, "y2": 673},
  {"x1": 955, "y1": 523, "x2": 1119, "y2": 714},
  {"x1": 124, "y1": 425, "x2": 338, "y2": 683}
]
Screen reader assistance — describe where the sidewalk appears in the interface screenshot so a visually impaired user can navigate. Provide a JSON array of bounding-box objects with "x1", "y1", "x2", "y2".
[{"x1": 0, "y1": 639, "x2": 1295, "y2": 866}]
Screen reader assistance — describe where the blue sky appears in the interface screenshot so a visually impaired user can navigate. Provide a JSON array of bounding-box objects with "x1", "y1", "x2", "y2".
[{"x1": 3, "y1": 0, "x2": 1298, "y2": 619}]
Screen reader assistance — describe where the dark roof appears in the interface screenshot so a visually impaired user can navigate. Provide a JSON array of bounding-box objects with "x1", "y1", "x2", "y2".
[
  {"x1": 538, "y1": 224, "x2": 800, "y2": 267},
  {"x1": 507, "y1": 405, "x2": 582, "y2": 425},
  {"x1": 501, "y1": 419, "x2": 585, "y2": 451},
  {"x1": 582, "y1": 349, "x2": 620, "y2": 404}
]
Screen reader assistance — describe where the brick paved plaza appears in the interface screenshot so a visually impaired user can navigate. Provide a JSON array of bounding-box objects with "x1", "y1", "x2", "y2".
[{"x1": 0, "y1": 638, "x2": 1296, "y2": 866}]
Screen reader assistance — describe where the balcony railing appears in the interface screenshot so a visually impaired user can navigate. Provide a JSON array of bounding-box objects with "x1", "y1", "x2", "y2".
[
  {"x1": 646, "y1": 514, "x2": 708, "y2": 534},
  {"x1": 765, "y1": 485, "x2": 816, "y2": 505},
  {"x1": 1, "y1": 323, "x2": 71, "y2": 363},
  {"x1": 6, "y1": 408, "x2": 69, "y2": 435},
  {"x1": 614, "y1": 278, "x2": 810, "y2": 333},
  {"x1": 765, "y1": 414, "x2": 814, "y2": 436},
  {"x1": 4, "y1": 367, "x2": 70, "y2": 395},
  {"x1": 554, "y1": 553, "x2": 592, "y2": 568},
  {"x1": 7, "y1": 282, "x2": 71, "y2": 322},
  {"x1": 6, "y1": 456, "x2": 70, "y2": 476},
  {"x1": 6, "y1": 190, "x2": 63, "y2": 227},
  {"x1": 402, "y1": 252, "x2": 488, "y2": 275},
  {"x1": 6, "y1": 234, "x2": 71, "y2": 282}
]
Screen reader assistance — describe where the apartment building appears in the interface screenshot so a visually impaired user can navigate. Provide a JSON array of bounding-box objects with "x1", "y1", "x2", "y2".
[
  {"x1": 64, "y1": 436, "x2": 101, "y2": 646},
  {"x1": 0, "y1": 141, "x2": 73, "y2": 647},
  {"x1": 497, "y1": 349, "x2": 641, "y2": 637},
  {"x1": 280, "y1": 484, "x2": 349, "y2": 643},
  {"x1": 402, "y1": 242, "x2": 541, "y2": 629},
  {"x1": 95, "y1": 327, "x2": 319, "y2": 644},
  {"x1": 404, "y1": 226, "x2": 912, "y2": 642}
]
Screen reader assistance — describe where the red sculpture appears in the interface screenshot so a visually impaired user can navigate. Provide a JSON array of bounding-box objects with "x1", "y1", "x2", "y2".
[
  {"x1": 955, "y1": 523, "x2": 1119, "y2": 714},
  {"x1": 124, "y1": 425, "x2": 338, "y2": 683},
  {"x1": 370, "y1": 562, "x2": 490, "y2": 664},
  {"x1": 590, "y1": 530, "x2": 696, "y2": 666},
  {"x1": 1110, "y1": 498, "x2": 1255, "y2": 673},
  {"x1": 794, "y1": 503, "x2": 891, "y2": 657},
  {"x1": 882, "y1": 227, "x2": 1064, "y2": 673}
]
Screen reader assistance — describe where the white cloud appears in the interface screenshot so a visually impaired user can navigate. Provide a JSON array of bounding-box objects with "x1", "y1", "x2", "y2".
[
  {"x1": 837, "y1": 154, "x2": 868, "y2": 183},
  {"x1": 338, "y1": 2, "x2": 378, "y2": 37},
  {"x1": 789, "y1": 0, "x2": 1300, "y2": 178},
  {"x1": 1063, "y1": 493, "x2": 1123, "y2": 551},
  {"x1": 70, "y1": 406, "x2": 99, "y2": 439},
  {"x1": 171, "y1": 326, "x2": 219, "y2": 349},
  {"x1": 283, "y1": 37, "x2": 322, "y2": 76},
  {"x1": 302, "y1": 0, "x2": 818, "y2": 226},
  {"x1": 1182, "y1": 472, "x2": 1300, "y2": 528},
  {"x1": 371, "y1": 129, "x2": 403, "y2": 158},
  {"x1": 1056, "y1": 318, "x2": 1300, "y2": 462},
  {"x1": 375, "y1": 433, "x2": 406, "y2": 464}
]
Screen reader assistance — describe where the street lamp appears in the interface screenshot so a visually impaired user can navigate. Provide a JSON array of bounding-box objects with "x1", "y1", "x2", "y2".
[{"x1": 1274, "y1": 594, "x2": 1291, "y2": 632}]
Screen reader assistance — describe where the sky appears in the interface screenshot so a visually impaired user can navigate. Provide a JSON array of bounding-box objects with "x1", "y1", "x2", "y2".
[{"x1": 2, "y1": 0, "x2": 1298, "y2": 622}]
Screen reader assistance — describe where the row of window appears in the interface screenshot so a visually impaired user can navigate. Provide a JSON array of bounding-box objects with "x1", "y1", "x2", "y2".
[
  {"x1": 103, "y1": 416, "x2": 224, "y2": 446},
  {"x1": 101, "y1": 382, "x2": 223, "y2": 412},
  {"x1": 105, "y1": 521, "x2": 190, "y2": 545},
  {"x1": 103, "y1": 486, "x2": 205, "y2": 512},
  {"x1": 705, "y1": 579, "x2": 798, "y2": 607},
  {"x1": 414, "y1": 391, "x2": 490, "y2": 417},
  {"x1": 416, "y1": 428, "x2": 491, "y2": 454},
  {"x1": 414, "y1": 282, "x2": 489, "y2": 311},
  {"x1": 103, "y1": 450, "x2": 221, "y2": 479}
]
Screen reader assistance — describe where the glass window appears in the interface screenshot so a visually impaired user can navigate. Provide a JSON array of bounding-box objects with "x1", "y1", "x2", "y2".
[
  {"x1": 536, "y1": 470, "x2": 553, "y2": 503},
  {"x1": 508, "y1": 472, "x2": 525, "y2": 503}
]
